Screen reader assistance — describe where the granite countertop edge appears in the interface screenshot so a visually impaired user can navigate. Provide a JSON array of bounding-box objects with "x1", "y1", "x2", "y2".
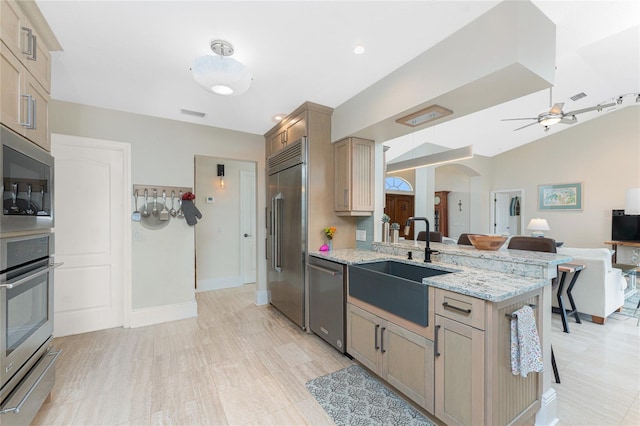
[{"x1": 309, "y1": 248, "x2": 567, "y2": 303}]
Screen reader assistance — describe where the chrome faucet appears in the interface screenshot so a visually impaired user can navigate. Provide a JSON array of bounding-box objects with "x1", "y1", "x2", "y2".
[{"x1": 404, "y1": 216, "x2": 438, "y2": 263}]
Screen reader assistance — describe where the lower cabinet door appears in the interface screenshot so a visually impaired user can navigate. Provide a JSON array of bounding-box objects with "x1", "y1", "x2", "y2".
[
  {"x1": 382, "y1": 321, "x2": 434, "y2": 413},
  {"x1": 346, "y1": 304, "x2": 381, "y2": 373},
  {"x1": 434, "y1": 315, "x2": 485, "y2": 426}
]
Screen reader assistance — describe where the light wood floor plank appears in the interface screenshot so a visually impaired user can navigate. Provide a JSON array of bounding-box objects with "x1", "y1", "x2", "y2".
[{"x1": 31, "y1": 284, "x2": 638, "y2": 425}]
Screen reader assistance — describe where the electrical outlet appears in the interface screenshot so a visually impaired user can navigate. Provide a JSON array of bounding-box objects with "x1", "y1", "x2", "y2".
[{"x1": 356, "y1": 229, "x2": 366, "y2": 241}]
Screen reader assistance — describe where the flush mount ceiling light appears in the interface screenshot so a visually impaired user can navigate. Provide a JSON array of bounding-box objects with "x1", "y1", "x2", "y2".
[
  {"x1": 191, "y1": 40, "x2": 252, "y2": 96},
  {"x1": 396, "y1": 105, "x2": 453, "y2": 127}
]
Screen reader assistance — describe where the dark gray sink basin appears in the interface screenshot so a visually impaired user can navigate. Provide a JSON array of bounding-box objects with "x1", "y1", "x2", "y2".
[{"x1": 348, "y1": 261, "x2": 452, "y2": 326}]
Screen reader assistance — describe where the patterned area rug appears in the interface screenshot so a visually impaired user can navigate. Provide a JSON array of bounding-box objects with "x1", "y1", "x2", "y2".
[{"x1": 305, "y1": 365, "x2": 433, "y2": 426}]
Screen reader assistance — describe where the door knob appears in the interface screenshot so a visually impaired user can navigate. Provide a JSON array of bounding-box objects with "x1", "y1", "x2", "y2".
[{"x1": 244, "y1": 233, "x2": 251, "y2": 237}]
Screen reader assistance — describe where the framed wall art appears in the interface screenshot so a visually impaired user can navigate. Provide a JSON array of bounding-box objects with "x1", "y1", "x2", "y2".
[{"x1": 538, "y1": 183, "x2": 583, "y2": 211}]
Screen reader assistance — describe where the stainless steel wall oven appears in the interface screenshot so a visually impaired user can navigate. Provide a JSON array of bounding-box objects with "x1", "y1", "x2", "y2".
[
  {"x1": 1, "y1": 125, "x2": 54, "y2": 235},
  {"x1": 0, "y1": 232, "x2": 60, "y2": 425}
]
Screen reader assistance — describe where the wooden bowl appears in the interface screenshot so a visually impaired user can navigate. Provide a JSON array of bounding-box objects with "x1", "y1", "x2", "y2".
[{"x1": 467, "y1": 235, "x2": 507, "y2": 251}]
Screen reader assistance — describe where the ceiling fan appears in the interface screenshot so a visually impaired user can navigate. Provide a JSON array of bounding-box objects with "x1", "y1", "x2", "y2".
[{"x1": 501, "y1": 89, "x2": 616, "y2": 132}]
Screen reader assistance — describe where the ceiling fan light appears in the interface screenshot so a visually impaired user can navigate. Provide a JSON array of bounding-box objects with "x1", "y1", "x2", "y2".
[
  {"x1": 191, "y1": 54, "x2": 252, "y2": 96},
  {"x1": 539, "y1": 115, "x2": 561, "y2": 127}
]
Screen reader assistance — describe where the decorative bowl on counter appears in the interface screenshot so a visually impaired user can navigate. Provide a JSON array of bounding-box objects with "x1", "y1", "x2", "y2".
[{"x1": 467, "y1": 235, "x2": 507, "y2": 251}]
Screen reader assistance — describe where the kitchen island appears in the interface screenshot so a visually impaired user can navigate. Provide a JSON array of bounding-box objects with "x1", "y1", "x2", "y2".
[{"x1": 309, "y1": 241, "x2": 569, "y2": 426}]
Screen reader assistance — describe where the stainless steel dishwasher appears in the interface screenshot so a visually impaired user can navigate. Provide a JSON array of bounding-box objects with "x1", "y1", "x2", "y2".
[{"x1": 307, "y1": 256, "x2": 346, "y2": 353}]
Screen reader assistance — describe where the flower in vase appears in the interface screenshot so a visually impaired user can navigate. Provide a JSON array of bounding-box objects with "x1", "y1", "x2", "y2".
[
  {"x1": 381, "y1": 214, "x2": 390, "y2": 223},
  {"x1": 323, "y1": 227, "x2": 336, "y2": 240}
]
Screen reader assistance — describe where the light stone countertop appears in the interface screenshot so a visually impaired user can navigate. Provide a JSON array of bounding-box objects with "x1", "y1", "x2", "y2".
[{"x1": 309, "y1": 246, "x2": 571, "y2": 302}]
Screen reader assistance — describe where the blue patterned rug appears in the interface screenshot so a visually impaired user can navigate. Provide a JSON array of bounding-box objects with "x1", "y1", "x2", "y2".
[{"x1": 305, "y1": 365, "x2": 433, "y2": 426}]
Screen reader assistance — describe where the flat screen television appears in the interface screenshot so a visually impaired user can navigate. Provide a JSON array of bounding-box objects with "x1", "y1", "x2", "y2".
[{"x1": 612, "y1": 209, "x2": 640, "y2": 242}]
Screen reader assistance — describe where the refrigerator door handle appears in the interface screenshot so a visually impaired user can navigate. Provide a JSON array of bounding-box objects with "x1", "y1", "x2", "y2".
[{"x1": 272, "y1": 193, "x2": 283, "y2": 272}]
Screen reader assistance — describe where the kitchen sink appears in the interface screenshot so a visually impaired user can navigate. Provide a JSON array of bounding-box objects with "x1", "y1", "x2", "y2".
[{"x1": 348, "y1": 260, "x2": 452, "y2": 326}]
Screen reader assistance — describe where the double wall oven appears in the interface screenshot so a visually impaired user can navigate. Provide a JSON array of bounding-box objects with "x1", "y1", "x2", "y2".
[{"x1": 1, "y1": 124, "x2": 60, "y2": 425}]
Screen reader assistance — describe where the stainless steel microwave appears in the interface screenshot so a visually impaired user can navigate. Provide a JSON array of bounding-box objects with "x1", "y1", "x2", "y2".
[{"x1": 1, "y1": 125, "x2": 54, "y2": 234}]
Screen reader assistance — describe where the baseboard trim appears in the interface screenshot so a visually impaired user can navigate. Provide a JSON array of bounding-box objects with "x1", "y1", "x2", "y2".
[
  {"x1": 196, "y1": 276, "x2": 242, "y2": 292},
  {"x1": 534, "y1": 387, "x2": 558, "y2": 426},
  {"x1": 255, "y1": 289, "x2": 269, "y2": 305},
  {"x1": 129, "y1": 300, "x2": 198, "y2": 328}
]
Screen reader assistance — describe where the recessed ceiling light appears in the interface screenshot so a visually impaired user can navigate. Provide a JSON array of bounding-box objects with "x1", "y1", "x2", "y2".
[
  {"x1": 353, "y1": 44, "x2": 365, "y2": 55},
  {"x1": 274, "y1": 115, "x2": 284, "y2": 121}
]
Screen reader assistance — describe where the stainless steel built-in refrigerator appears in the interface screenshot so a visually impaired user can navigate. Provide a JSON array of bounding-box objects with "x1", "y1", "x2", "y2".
[{"x1": 267, "y1": 138, "x2": 307, "y2": 328}]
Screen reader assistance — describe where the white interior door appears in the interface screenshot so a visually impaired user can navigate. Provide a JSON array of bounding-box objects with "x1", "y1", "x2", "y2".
[
  {"x1": 240, "y1": 169, "x2": 256, "y2": 284},
  {"x1": 494, "y1": 193, "x2": 511, "y2": 235},
  {"x1": 52, "y1": 135, "x2": 129, "y2": 337}
]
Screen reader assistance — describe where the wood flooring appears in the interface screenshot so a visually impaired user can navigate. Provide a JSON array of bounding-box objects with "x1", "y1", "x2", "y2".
[{"x1": 32, "y1": 284, "x2": 639, "y2": 425}]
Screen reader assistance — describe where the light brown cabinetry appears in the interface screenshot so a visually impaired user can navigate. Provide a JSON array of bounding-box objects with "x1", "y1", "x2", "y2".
[
  {"x1": 334, "y1": 137, "x2": 374, "y2": 216},
  {"x1": 434, "y1": 190, "x2": 449, "y2": 237},
  {"x1": 0, "y1": 0, "x2": 60, "y2": 151},
  {"x1": 434, "y1": 295, "x2": 485, "y2": 426},
  {"x1": 434, "y1": 288, "x2": 542, "y2": 426},
  {"x1": 266, "y1": 112, "x2": 306, "y2": 156},
  {"x1": 347, "y1": 303, "x2": 434, "y2": 413},
  {"x1": 265, "y1": 102, "x2": 345, "y2": 253}
]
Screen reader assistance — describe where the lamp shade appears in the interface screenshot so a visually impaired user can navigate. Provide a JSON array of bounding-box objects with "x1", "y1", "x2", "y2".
[
  {"x1": 625, "y1": 188, "x2": 640, "y2": 215},
  {"x1": 527, "y1": 218, "x2": 550, "y2": 231},
  {"x1": 527, "y1": 218, "x2": 550, "y2": 237},
  {"x1": 191, "y1": 55, "x2": 252, "y2": 96}
]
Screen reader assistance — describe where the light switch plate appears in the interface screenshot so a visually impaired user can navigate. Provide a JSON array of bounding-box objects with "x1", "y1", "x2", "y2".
[{"x1": 356, "y1": 229, "x2": 366, "y2": 241}]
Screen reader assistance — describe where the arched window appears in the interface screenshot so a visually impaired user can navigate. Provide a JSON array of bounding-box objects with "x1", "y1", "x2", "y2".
[{"x1": 385, "y1": 176, "x2": 413, "y2": 192}]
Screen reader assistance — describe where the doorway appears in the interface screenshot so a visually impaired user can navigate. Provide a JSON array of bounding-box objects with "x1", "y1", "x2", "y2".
[
  {"x1": 194, "y1": 156, "x2": 257, "y2": 291},
  {"x1": 385, "y1": 193, "x2": 415, "y2": 240},
  {"x1": 52, "y1": 134, "x2": 130, "y2": 337},
  {"x1": 491, "y1": 189, "x2": 524, "y2": 236}
]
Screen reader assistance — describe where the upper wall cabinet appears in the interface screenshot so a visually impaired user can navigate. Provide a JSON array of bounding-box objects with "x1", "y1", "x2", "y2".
[
  {"x1": 334, "y1": 137, "x2": 374, "y2": 216},
  {"x1": 1, "y1": 0, "x2": 52, "y2": 92},
  {"x1": 0, "y1": 0, "x2": 61, "y2": 151},
  {"x1": 265, "y1": 112, "x2": 306, "y2": 156}
]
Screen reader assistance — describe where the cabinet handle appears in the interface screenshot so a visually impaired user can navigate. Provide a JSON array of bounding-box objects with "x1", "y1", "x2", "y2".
[
  {"x1": 265, "y1": 238, "x2": 268, "y2": 260},
  {"x1": 380, "y1": 327, "x2": 386, "y2": 353},
  {"x1": 374, "y1": 324, "x2": 380, "y2": 350},
  {"x1": 30, "y1": 97, "x2": 37, "y2": 129},
  {"x1": 21, "y1": 27, "x2": 34, "y2": 58},
  {"x1": 19, "y1": 94, "x2": 33, "y2": 128},
  {"x1": 343, "y1": 189, "x2": 348, "y2": 207},
  {"x1": 442, "y1": 301, "x2": 472, "y2": 314},
  {"x1": 29, "y1": 34, "x2": 37, "y2": 61},
  {"x1": 434, "y1": 324, "x2": 441, "y2": 357}
]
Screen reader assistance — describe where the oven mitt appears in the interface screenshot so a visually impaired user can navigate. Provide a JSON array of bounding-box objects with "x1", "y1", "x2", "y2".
[{"x1": 181, "y1": 200, "x2": 202, "y2": 226}]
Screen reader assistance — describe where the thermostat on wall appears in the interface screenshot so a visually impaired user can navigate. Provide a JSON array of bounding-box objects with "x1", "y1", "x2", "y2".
[{"x1": 206, "y1": 196, "x2": 215, "y2": 204}]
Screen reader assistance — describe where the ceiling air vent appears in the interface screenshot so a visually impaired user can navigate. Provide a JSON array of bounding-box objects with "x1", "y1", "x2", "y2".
[
  {"x1": 180, "y1": 108, "x2": 207, "y2": 118},
  {"x1": 570, "y1": 92, "x2": 587, "y2": 102},
  {"x1": 396, "y1": 105, "x2": 453, "y2": 127}
]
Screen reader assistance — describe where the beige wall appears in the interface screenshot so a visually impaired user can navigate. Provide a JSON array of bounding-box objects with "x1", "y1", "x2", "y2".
[
  {"x1": 195, "y1": 156, "x2": 255, "y2": 291},
  {"x1": 489, "y1": 105, "x2": 640, "y2": 252},
  {"x1": 49, "y1": 100, "x2": 265, "y2": 314}
]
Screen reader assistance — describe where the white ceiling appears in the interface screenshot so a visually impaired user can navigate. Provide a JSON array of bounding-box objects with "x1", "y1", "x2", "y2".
[{"x1": 36, "y1": 1, "x2": 640, "y2": 158}]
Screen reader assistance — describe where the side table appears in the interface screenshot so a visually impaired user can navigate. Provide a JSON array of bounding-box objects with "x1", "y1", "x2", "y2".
[
  {"x1": 613, "y1": 263, "x2": 639, "y2": 299},
  {"x1": 553, "y1": 262, "x2": 586, "y2": 333}
]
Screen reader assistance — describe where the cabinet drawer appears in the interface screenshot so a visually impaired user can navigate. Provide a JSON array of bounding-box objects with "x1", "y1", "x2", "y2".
[{"x1": 435, "y1": 289, "x2": 485, "y2": 330}]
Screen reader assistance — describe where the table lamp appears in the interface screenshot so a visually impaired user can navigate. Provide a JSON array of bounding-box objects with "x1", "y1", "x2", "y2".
[
  {"x1": 625, "y1": 188, "x2": 640, "y2": 215},
  {"x1": 527, "y1": 218, "x2": 550, "y2": 237}
]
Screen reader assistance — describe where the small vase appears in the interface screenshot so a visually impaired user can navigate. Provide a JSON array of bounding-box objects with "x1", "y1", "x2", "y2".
[
  {"x1": 382, "y1": 223, "x2": 390, "y2": 242},
  {"x1": 328, "y1": 240, "x2": 333, "y2": 251}
]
